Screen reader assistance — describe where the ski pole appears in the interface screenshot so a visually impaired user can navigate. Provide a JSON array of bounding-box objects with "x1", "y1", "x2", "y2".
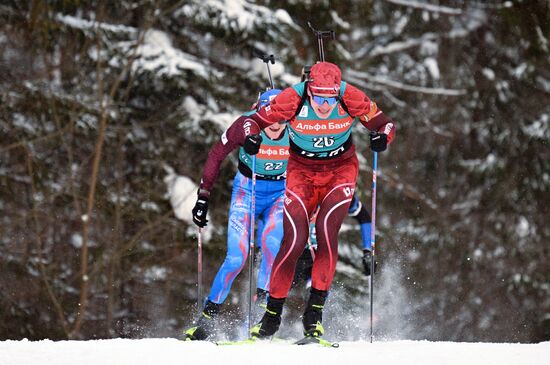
[
  {"x1": 307, "y1": 22, "x2": 336, "y2": 62},
  {"x1": 247, "y1": 155, "x2": 258, "y2": 332},
  {"x1": 369, "y1": 151, "x2": 378, "y2": 343},
  {"x1": 197, "y1": 227, "x2": 203, "y2": 316}
]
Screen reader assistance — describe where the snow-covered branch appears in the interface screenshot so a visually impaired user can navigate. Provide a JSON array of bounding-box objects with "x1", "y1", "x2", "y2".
[
  {"x1": 368, "y1": 33, "x2": 438, "y2": 57},
  {"x1": 384, "y1": 0, "x2": 462, "y2": 15},
  {"x1": 348, "y1": 70, "x2": 467, "y2": 96},
  {"x1": 55, "y1": 14, "x2": 138, "y2": 35}
]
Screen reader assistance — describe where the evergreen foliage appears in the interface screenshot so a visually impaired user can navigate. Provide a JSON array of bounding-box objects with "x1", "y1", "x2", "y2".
[{"x1": 0, "y1": 1, "x2": 548, "y2": 342}]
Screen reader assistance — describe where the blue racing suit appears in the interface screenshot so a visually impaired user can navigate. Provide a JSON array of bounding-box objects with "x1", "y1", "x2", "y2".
[
  {"x1": 204, "y1": 122, "x2": 290, "y2": 304},
  {"x1": 208, "y1": 172, "x2": 285, "y2": 303}
]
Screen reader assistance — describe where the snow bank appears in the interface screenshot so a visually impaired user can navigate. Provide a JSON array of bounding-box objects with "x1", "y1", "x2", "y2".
[{"x1": 0, "y1": 338, "x2": 548, "y2": 365}]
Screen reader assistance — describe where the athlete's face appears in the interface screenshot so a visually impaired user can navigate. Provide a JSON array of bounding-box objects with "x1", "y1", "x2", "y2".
[
  {"x1": 308, "y1": 88, "x2": 338, "y2": 119},
  {"x1": 264, "y1": 121, "x2": 286, "y2": 139}
]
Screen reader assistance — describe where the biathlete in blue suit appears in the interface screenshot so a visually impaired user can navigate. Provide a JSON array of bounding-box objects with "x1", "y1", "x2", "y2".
[{"x1": 185, "y1": 89, "x2": 288, "y2": 341}]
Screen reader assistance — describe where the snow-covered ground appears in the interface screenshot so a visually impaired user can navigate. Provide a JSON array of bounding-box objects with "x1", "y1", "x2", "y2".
[{"x1": 0, "y1": 338, "x2": 548, "y2": 365}]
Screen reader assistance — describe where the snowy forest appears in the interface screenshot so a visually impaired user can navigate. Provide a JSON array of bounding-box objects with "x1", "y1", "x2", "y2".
[{"x1": 1, "y1": 0, "x2": 549, "y2": 343}]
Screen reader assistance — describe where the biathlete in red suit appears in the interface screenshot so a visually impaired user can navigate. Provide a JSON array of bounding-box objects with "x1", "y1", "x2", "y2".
[{"x1": 247, "y1": 62, "x2": 396, "y2": 340}]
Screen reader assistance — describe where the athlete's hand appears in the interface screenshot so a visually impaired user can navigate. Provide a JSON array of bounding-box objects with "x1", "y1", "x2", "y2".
[
  {"x1": 192, "y1": 193, "x2": 209, "y2": 228},
  {"x1": 369, "y1": 132, "x2": 387, "y2": 152},
  {"x1": 362, "y1": 249, "x2": 378, "y2": 276},
  {"x1": 243, "y1": 134, "x2": 263, "y2": 155}
]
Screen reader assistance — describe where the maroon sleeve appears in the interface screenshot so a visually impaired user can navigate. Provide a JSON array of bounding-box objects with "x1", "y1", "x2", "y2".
[
  {"x1": 200, "y1": 115, "x2": 261, "y2": 192},
  {"x1": 344, "y1": 83, "x2": 396, "y2": 144},
  {"x1": 360, "y1": 112, "x2": 396, "y2": 144},
  {"x1": 249, "y1": 87, "x2": 302, "y2": 128}
]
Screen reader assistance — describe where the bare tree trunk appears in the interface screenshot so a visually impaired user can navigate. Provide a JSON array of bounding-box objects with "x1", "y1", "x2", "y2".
[
  {"x1": 70, "y1": 1, "x2": 108, "y2": 338},
  {"x1": 70, "y1": 105, "x2": 108, "y2": 338}
]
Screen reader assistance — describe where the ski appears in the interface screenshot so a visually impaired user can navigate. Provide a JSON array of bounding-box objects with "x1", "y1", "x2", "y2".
[
  {"x1": 205, "y1": 333, "x2": 339, "y2": 347},
  {"x1": 294, "y1": 336, "x2": 339, "y2": 348},
  {"x1": 215, "y1": 337, "x2": 258, "y2": 346},
  {"x1": 212, "y1": 336, "x2": 338, "y2": 347},
  {"x1": 215, "y1": 336, "x2": 292, "y2": 346}
]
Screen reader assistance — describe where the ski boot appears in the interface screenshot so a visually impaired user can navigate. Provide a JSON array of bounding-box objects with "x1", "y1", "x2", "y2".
[
  {"x1": 294, "y1": 287, "x2": 336, "y2": 346},
  {"x1": 183, "y1": 300, "x2": 221, "y2": 341},
  {"x1": 250, "y1": 297, "x2": 285, "y2": 339},
  {"x1": 294, "y1": 320, "x2": 338, "y2": 348}
]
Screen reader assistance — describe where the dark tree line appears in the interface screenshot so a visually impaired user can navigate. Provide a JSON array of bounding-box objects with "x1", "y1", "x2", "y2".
[{"x1": 0, "y1": 1, "x2": 548, "y2": 342}]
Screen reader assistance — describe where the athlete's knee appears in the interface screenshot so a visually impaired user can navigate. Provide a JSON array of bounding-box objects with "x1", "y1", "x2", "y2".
[
  {"x1": 262, "y1": 237, "x2": 281, "y2": 257},
  {"x1": 222, "y1": 252, "x2": 246, "y2": 272},
  {"x1": 227, "y1": 214, "x2": 249, "y2": 237},
  {"x1": 316, "y1": 211, "x2": 345, "y2": 239}
]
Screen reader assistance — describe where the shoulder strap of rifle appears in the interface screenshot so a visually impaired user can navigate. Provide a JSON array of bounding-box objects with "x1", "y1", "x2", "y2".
[
  {"x1": 337, "y1": 82, "x2": 351, "y2": 116},
  {"x1": 292, "y1": 81, "x2": 309, "y2": 119}
]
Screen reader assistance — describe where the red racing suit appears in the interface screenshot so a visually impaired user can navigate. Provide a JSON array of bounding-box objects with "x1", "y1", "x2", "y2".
[{"x1": 249, "y1": 82, "x2": 395, "y2": 298}]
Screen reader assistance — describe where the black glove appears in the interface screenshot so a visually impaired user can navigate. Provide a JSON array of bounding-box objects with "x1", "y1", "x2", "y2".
[
  {"x1": 243, "y1": 134, "x2": 263, "y2": 155},
  {"x1": 369, "y1": 132, "x2": 387, "y2": 152},
  {"x1": 362, "y1": 249, "x2": 378, "y2": 276},
  {"x1": 192, "y1": 194, "x2": 209, "y2": 228}
]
